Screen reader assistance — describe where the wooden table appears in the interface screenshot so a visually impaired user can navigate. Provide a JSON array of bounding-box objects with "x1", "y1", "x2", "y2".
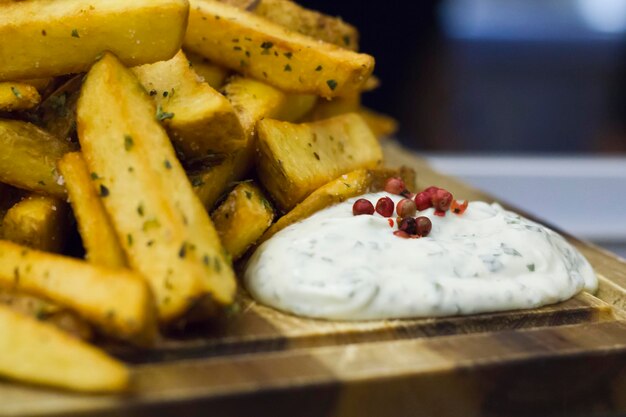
[{"x1": 2, "y1": 142, "x2": 626, "y2": 417}]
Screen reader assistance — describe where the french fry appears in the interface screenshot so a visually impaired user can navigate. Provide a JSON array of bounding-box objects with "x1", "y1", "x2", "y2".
[
  {"x1": 257, "y1": 113, "x2": 383, "y2": 211},
  {"x1": 0, "y1": 305, "x2": 129, "y2": 392},
  {"x1": 2, "y1": 193, "x2": 69, "y2": 253},
  {"x1": 0, "y1": 289, "x2": 93, "y2": 341},
  {"x1": 0, "y1": 119, "x2": 74, "y2": 198},
  {"x1": 0, "y1": 240, "x2": 156, "y2": 344},
  {"x1": 77, "y1": 53, "x2": 236, "y2": 323},
  {"x1": 212, "y1": 182, "x2": 274, "y2": 260},
  {"x1": 185, "y1": 0, "x2": 374, "y2": 98},
  {"x1": 259, "y1": 168, "x2": 412, "y2": 243},
  {"x1": 359, "y1": 107, "x2": 398, "y2": 139},
  {"x1": 0, "y1": 0, "x2": 189, "y2": 81},
  {"x1": 189, "y1": 76, "x2": 288, "y2": 211},
  {"x1": 308, "y1": 94, "x2": 360, "y2": 121},
  {"x1": 274, "y1": 93, "x2": 317, "y2": 123},
  {"x1": 0, "y1": 183, "x2": 22, "y2": 237},
  {"x1": 0, "y1": 82, "x2": 40, "y2": 111},
  {"x1": 19, "y1": 77, "x2": 53, "y2": 93},
  {"x1": 132, "y1": 50, "x2": 246, "y2": 159},
  {"x1": 186, "y1": 51, "x2": 231, "y2": 89},
  {"x1": 35, "y1": 75, "x2": 82, "y2": 141},
  {"x1": 57, "y1": 152, "x2": 127, "y2": 269},
  {"x1": 251, "y1": 0, "x2": 360, "y2": 51}
]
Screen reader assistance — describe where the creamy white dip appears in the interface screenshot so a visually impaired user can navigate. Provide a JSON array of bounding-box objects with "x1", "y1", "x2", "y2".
[{"x1": 244, "y1": 192, "x2": 597, "y2": 320}]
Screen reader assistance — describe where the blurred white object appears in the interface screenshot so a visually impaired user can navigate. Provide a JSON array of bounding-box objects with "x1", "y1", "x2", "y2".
[
  {"x1": 576, "y1": 0, "x2": 626, "y2": 34},
  {"x1": 425, "y1": 155, "x2": 626, "y2": 257}
]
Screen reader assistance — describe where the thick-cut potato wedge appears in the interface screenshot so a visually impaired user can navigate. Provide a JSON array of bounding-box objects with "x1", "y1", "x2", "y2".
[
  {"x1": 57, "y1": 152, "x2": 127, "y2": 269},
  {"x1": 212, "y1": 183, "x2": 274, "y2": 260},
  {"x1": 19, "y1": 77, "x2": 53, "y2": 93},
  {"x1": 35, "y1": 75, "x2": 82, "y2": 141},
  {"x1": 359, "y1": 107, "x2": 398, "y2": 139},
  {"x1": 251, "y1": 0, "x2": 359, "y2": 51},
  {"x1": 308, "y1": 94, "x2": 360, "y2": 121},
  {"x1": 274, "y1": 93, "x2": 317, "y2": 123},
  {"x1": 257, "y1": 113, "x2": 383, "y2": 211},
  {"x1": 0, "y1": 0, "x2": 189, "y2": 81},
  {"x1": 0, "y1": 289, "x2": 93, "y2": 341},
  {"x1": 185, "y1": 0, "x2": 374, "y2": 98},
  {"x1": 189, "y1": 76, "x2": 287, "y2": 211},
  {"x1": 186, "y1": 51, "x2": 231, "y2": 89},
  {"x1": 2, "y1": 194, "x2": 69, "y2": 253},
  {"x1": 0, "y1": 119, "x2": 73, "y2": 198},
  {"x1": 132, "y1": 50, "x2": 245, "y2": 159},
  {"x1": 77, "y1": 53, "x2": 236, "y2": 323},
  {"x1": 0, "y1": 240, "x2": 156, "y2": 343},
  {"x1": 0, "y1": 82, "x2": 40, "y2": 111},
  {"x1": 259, "y1": 168, "x2": 414, "y2": 243},
  {"x1": 190, "y1": 158, "x2": 238, "y2": 211},
  {"x1": 0, "y1": 305, "x2": 128, "y2": 392}
]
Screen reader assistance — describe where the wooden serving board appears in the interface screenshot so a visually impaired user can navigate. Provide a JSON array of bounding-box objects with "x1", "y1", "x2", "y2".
[{"x1": 2, "y1": 141, "x2": 626, "y2": 417}]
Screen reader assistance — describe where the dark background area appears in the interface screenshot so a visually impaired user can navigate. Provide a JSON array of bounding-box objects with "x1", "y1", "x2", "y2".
[{"x1": 301, "y1": 0, "x2": 626, "y2": 153}]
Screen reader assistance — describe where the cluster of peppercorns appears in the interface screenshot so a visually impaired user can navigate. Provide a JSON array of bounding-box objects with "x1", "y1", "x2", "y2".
[{"x1": 352, "y1": 177, "x2": 468, "y2": 239}]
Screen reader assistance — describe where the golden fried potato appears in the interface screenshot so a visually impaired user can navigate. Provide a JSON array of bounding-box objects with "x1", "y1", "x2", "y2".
[
  {"x1": 257, "y1": 113, "x2": 383, "y2": 211},
  {"x1": 35, "y1": 75, "x2": 82, "y2": 141},
  {"x1": 0, "y1": 0, "x2": 189, "y2": 81},
  {"x1": 185, "y1": 0, "x2": 374, "y2": 98},
  {"x1": 212, "y1": 182, "x2": 274, "y2": 260},
  {"x1": 274, "y1": 93, "x2": 317, "y2": 122},
  {"x1": 190, "y1": 158, "x2": 238, "y2": 211},
  {"x1": 0, "y1": 82, "x2": 40, "y2": 111},
  {"x1": 0, "y1": 305, "x2": 128, "y2": 392},
  {"x1": 0, "y1": 288, "x2": 93, "y2": 341},
  {"x1": 252, "y1": 0, "x2": 359, "y2": 51},
  {"x1": 0, "y1": 240, "x2": 156, "y2": 344},
  {"x1": 359, "y1": 107, "x2": 398, "y2": 139},
  {"x1": 259, "y1": 168, "x2": 406, "y2": 242},
  {"x1": 308, "y1": 94, "x2": 360, "y2": 121},
  {"x1": 57, "y1": 152, "x2": 127, "y2": 269},
  {"x1": 0, "y1": 119, "x2": 74, "y2": 198},
  {"x1": 132, "y1": 50, "x2": 245, "y2": 159},
  {"x1": 186, "y1": 51, "x2": 231, "y2": 89},
  {"x1": 77, "y1": 53, "x2": 236, "y2": 323},
  {"x1": 2, "y1": 194, "x2": 69, "y2": 253}
]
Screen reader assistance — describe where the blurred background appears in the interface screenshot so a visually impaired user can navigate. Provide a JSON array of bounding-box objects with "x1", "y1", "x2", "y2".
[{"x1": 305, "y1": 0, "x2": 626, "y2": 255}]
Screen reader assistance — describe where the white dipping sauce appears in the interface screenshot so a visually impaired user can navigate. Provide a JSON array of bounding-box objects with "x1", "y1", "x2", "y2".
[{"x1": 245, "y1": 192, "x2": 597, "y2": 320}]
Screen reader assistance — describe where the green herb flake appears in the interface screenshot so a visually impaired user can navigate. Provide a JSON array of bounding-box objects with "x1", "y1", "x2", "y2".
[
  {"x1": 127, "y1": 234, "x2": 133, "y2": 246},
  {"x1": 313, "y1": 152, "x2": 320, "y2": 161},
  {"x1": 37, "y1": 180, "x2": 46, "y2": 186},
  {"x1": 41, "y1": 29, "x2": 47, "y2": 36},
  {"x1": 326, "y1": 79, "x2": 338, "y2": 91},
  {"x1": 99, "y1": 184, "x2": 110, "y2": 197},
  {"x1": 245, "y1": 190, "x2": 252, "y2": 199},
  {"x1": 315, "y1": 65, "x2": 323, "y2": 72},
  {"x1": 149, "y1": 89, "x2": 157, "y2": 96},
  {"x1": 284, "y1": 64, "x2": 292, "y2": 72},
  {"x1": 137, "y1": 203, "x2": 144, "y2": 216},
  {"x1": 71, "y1": 29, "x2": 80, "y2": 38},
  {"x1": 343, "y1": 183, "x2": 351, "y2": 188},
  {"x1": 191, "y1": 177, "x2": 205, "y2": 187},
  {"x1": 233, "y1": 46, "x2": 242, "y2": 51},
  {"x1": 156, "y1": 106, "x2": 175, "y2": 121},
  {"x1": 13, "y1": 267, "x2": 20, "y2": 284},
  {"x1": 162, "y1": 91, "x2": 169, "y2": 97},
  {"x1": 203, "y1": 254, "x2": 210, "y2": 266},
  {"x1": 261, "y1": 41, "x2": 273, "y2": 49},
  {"x1": 527, "y1": 263, "x2": 536, "y2": 272},
  {"x1": 124, "y1": 134, "x2": 134, "y2": 151},
  {"x1": 178, "y1": 242, "x2": 187, "y2": 258},
  {"x1": 284, "y1": 52, "x2": 293, "y2": 59},
  {"x1": 10, "y1": 86, "x2": 21, "y2": 98},
  {"x1": 214, "y1": 257, "x2": 221, "y2": 272},
  {"x1": 164, "y1": 159, "x2": 172, "y2": 170}
]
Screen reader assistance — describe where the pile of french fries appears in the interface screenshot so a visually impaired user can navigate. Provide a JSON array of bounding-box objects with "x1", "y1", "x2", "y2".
[{"x1": 0, "y1": 0, "x2": 403, "y2": 392}]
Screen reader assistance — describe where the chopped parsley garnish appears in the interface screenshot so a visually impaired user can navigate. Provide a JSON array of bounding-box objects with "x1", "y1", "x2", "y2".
[
  {"x1": 156, "y1": 106, "x2": 175, "y2": 121},
  {"x1": 178, "y1": 242, "x2": 187, "y2": 258},
  {"x1": 315, "y1": 65, "x2": 323, "y2": 71},
  {"x1": 527, "y1": 263, "x2": 536, "y2": 272},
  {"x1": 313, "y1": 152, "x2": 320, "y2": 160},
  {"x1": 137, "y1": 203, "x2": 144, "y2": 216},
  {"x1": 90, "y1": 172, "x2": 99, "y2": 180},
  {"x1": 124, "y1": 134, "x2": 134, "y2": 151},
  {"x1": 284, "y1": 52, "x2": 293, "y2": 59},
  {"x1": 245, "y1": 190, "x2": 252, "y2": 199},
  {"x1": 164, "y1": 159, "x2": 172, "y2": 170},
  {"x1": 127, "y1": 234, "x2": 133, "y2": 246},
  {"x1": 261, "y1": 41, "x2": 273, "y2": 49},
  {"x1": 71, "y1": 29, "x2": 80, "y2": 38},
  {"x1": 99, "y1": 184, "x2": 110, "y2": 197},
  {"x1": 284, "y1": 64, "x2": 292, "y2": 72},
  {"x1": 326, "y1": 79, "x2": 338, "y2": 91},
  {"x1": 10, "y1": 86, "x2": 21, "y2": 98}
]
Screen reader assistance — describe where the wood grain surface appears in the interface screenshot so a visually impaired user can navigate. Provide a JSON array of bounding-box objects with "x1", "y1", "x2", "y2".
[{"x1": 1, "y1": 141, "x2": 625, "y2": 417}]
